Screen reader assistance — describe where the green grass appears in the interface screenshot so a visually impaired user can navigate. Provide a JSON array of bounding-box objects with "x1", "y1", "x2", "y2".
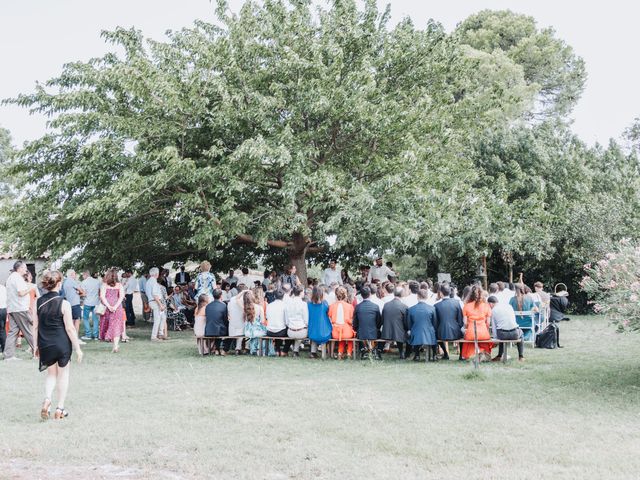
[{"x1": 1, "y1": 315, "x2": 639, "y2": 479}]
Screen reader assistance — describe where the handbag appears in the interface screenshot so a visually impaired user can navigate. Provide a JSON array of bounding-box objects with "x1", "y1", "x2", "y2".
[{"x1": 95, "y1": 303, "x2": 107, "y2": 315}]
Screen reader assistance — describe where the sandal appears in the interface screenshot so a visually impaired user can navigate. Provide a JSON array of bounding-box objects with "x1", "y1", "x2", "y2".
[
  {"x1": 40, "y1": 398, "x2": 51, "y2": 420},
  {"x1": 54, "y1": 407, "x2": 69, "y2": 419}
]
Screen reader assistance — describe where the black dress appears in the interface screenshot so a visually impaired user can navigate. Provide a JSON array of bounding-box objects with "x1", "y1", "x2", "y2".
[{"x1": 37, "y1": 292, "x2": 72, "y2": 372}]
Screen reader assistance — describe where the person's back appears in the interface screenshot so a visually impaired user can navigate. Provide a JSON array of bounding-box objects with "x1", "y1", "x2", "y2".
[
  {"x1": 81, "y1": 276, "x2": 100, "y2": 307},
  {"x1": 354, "y1": 297, "x2": 381, "y2": 340},
  {"x1": 381, "y1": 297, "x2": 408, "y2": 341},
  {"x1": 434, "y1": 297, "x2": 463, "y2": 340},
  {"x1": 284, "y1": 296, "x2": 307, "y2": 330},
  {"x1": 205, "y1": 300, "x2": 228, "y2": 336},
  {"x1": 266, "y1": 298, "x2": 286, "y2": 332}
]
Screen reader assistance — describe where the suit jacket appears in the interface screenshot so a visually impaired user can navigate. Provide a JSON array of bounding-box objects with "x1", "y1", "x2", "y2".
[
  {"x1": 175, "y1": 271, "x2": 191, "y2": 285},
  {"x1": 204, "y1": 300, "x2": 228, "y2": 336},
  {"x1": 434, "y1": 298, "x2": 463, "y2": 340},
  {"x1": 381, "y1": 298, "x2": 409, "y2": 342},
  {"x1": 408, "y1": 302, "x2": 438, "y2": 346},
  {"x1": 353, "y1": 299, "x2": 382, "y2": 340}
]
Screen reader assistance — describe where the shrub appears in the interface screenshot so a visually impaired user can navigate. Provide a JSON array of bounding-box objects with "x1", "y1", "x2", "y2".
[{"x1": 581, "y1": 239, "x2": 640, "y2": 332}]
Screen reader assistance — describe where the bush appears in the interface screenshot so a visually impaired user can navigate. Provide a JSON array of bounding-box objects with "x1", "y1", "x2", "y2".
[{"x1": 581, "y1": 239, "x2": 640, "y2": 332}]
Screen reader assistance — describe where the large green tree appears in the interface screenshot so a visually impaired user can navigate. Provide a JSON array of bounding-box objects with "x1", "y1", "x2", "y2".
[{"x1": 3, "y1": 0, "x2": 533, "y2": 280}]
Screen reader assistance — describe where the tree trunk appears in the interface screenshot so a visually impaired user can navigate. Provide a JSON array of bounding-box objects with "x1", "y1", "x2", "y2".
[
  {"x1": 508, "y1": 263, "x2": 513, "y2": 284},
  {"x1": 288, "y1": 232, "x2": 308, "y2": 285},
  {"x1": 482, "y1": 255, "x2": 488, "y2": 290}
]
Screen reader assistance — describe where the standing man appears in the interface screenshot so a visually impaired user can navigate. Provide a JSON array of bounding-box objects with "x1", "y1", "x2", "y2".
[
  {"x1": 4, "y1": 261, "x2": 37, "y2": 360},
  {"x1": 123, "y1": 270, "x2": 139, "y2": 326},
  {"x1": 322, "y1": 261, "x2": 342, "y2": 287},
  {"x1": 280, "y1": 265, "x2": 301, "y2": 289},
  {"x1": 224, "y1": 269, "x2": 239, "y2": 287},
  {"x1": 80, "y1": 270, "x2": 101, "y2": 341},
  {"x1": 367, "y1": 257, "x2": 396, "y2": 284},
  {"x1": 174, "y1": 265, "x2": 191, "y2": 286},
  {"x1": 237, "y1": 267, "x2": 253, "y2": 289},
  {"x1": 0, "y1": 281, "x2": 6, "y2": 354},
  {"x1": 146, "y1": 268, "x2": 166, "y2": 341},
  {"x1": 62, "y1": 269, "x2": 85, "y2": 344}
]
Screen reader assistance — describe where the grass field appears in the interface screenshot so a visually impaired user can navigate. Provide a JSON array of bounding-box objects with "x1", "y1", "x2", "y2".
[{"x1": 1, "y1": 314, "x2": 639, "y2": 479}]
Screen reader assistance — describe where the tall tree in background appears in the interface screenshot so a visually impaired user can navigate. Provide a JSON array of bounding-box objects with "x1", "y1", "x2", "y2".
[
  {"x1": 2, "y1": 0, "x2": 534, "y2": 280},
  {"x1": 456, "y1": 9, "x2": 586, "y2": 119}
]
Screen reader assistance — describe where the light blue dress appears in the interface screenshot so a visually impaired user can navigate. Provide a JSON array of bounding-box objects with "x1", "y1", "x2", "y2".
[{"x1": 509, "y1": 296, "x2": 536, "y2": 340}]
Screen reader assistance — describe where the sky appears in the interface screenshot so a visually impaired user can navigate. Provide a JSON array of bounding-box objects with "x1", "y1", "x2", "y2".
[{"x1": 1, "y1": 0, "x2": 638, "y2": 147}]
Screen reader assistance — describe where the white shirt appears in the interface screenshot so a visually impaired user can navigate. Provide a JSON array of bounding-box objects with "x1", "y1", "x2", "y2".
[
  {"x1": 496, "y1": 290, "x2": 514, "y2": 304},
  {"x1": 237, "y1": 275, "x2": 253, "y2": 288},
  {"x1": 370, "y1": 295, "x2": 385, "y2": 313},
  {"x1": 322, "y1": 268, "x2": 342, "y2": 286},
  {"x1": 266, "y1": 299, "x2": 286, "y2": 332},
  {"x1": 491, "y1": 303, "x2": 518, "y2": 333},
  {"x1": 125, "y1": 276, "x2": 139, "y2": 295},
  {"x1": 284, "y1": 297, "x2": 309, "y2": 330},
  {"x1": 367, "y1": 265, "x2": 396, "y2": 283},
  {"x1": 0, "y1": 284, "x2": 7, "y2": 309},
  {"x1": 6, "y1": 272, "x2": 31, "y2": 313},
  {"x1": 325, "y1": 290, "x2": 337, "y2": 306},
  {"x1": 146, "y1": 277, "x2": 163, "y2": 304},
  {"x1": 402, "y1": 293, "x2": 418, "y2": 308},
  {"x1": 81, "y1": 276, "x2": 101, "y2": 307}
]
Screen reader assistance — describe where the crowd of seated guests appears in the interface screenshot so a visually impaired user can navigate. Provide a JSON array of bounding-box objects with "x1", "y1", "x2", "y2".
[{"x1": 192, "y1": 259, "x2": 564, "y2": 362}]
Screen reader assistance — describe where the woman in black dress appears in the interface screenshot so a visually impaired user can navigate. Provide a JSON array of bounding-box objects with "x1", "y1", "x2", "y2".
[{"x1": 33, "y1": 270, "x2": 83, "y2": 420}]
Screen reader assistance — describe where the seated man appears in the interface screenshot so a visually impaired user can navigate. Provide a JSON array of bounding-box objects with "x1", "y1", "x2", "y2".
[
  {"x1": 204, "y1": 289, "x2": 229, "y2": 355},
  {"x1": 353, "y1": 286, "x2": 382, "y2": 359},
  {"x1": 487, "y1": 296, "x2": 524, "y2": 362}
]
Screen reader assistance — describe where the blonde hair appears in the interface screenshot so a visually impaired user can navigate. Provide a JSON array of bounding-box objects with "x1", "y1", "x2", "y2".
[
  {"x1": 200, "y1": 261, "x2": 211, "y2": 272},
  {"x1": 252, "y1": 286, "x2": 265, "y2": 305},
  {"x1": 335, "y1": 286, "x2": 347, "y2": 302}
]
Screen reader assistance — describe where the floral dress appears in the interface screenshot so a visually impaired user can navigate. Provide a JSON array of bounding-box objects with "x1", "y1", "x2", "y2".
[
  {"x1": 194, "y1": 272, "x2": 216, "y2": 301},
  {"x1": 102, "y1": 286, "x2": 124, "y2": 341},
  {"x1": 244, "y1": 307, "x2": 267, "y2": 355}
]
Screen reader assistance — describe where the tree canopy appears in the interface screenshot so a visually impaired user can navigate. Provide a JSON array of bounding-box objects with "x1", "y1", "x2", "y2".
[{"x1": 1, "y1": 1, "x2": 638, "y2": 301}]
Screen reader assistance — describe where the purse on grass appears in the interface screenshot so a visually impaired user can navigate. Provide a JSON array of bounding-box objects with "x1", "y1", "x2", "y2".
[{"x1": 95, "y1": 303, "x2": 107, "y2": 315}]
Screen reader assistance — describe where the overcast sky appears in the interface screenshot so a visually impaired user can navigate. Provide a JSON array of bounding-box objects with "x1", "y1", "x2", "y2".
[{"x1": 1, "y1": 0, "x2": 638, "y2": 147}]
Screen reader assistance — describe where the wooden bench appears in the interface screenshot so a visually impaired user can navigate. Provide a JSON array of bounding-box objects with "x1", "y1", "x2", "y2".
[{"x1": 198, "y1": 336, "x2": 522, "y2": 363}]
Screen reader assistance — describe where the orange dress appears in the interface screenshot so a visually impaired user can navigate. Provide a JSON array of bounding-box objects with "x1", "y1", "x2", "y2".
[
  {"x1": 461, "y1": 301, "x2": 493, "y2": 359},
  {"x1": 327, "y1": 301, "x2": 355, "y2": 355}
]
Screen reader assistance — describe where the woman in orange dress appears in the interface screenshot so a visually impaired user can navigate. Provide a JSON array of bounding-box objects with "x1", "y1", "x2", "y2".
[
  {"x1": 461, "y1": 284, "x2": 493, "y2": 360},
  {"x1": 327, "y1": 286, "x2": 355, "y2": 359}
]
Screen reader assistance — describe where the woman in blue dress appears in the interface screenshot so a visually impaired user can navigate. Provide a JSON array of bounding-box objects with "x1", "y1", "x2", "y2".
[{"x1": 509, "y1": 285, "x2": 537, "y2": 341}]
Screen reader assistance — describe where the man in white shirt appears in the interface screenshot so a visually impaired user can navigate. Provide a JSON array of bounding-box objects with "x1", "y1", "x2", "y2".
[
  {"x1": 0, "y1": 282, "x2": 7, "y2": 354},
  {"x1": 80, "y1": 270, "x2": 102, "y2": 340},
  {"x1": 146, "y1": 267, "x2": 166, "y2": 341},
  {"x1": 322, "y1": 261, "x2": 342, "y2": 287},
  {"x1": 488, "y1": 295, "x2": 524, "y2": 361},
  {"x1": 402, "y1": 281, "x2": 419, "y2": 308},
  {"x1": 495, "y1": 281, "x2": 514, "y2": 304},
  {"x1": 368, "y1": 285, "x2": 385, "y2": 313},
  {"x1": 266, "y1": 290, "x2": 290, "y2": 355},
  {"x1": 367, "y1": 257, "x2": 396, "y2": 284},
  {"x1": 236, "y1": 268, "x2": 253, "y2": 289},
  {"x1": 4, "y1": 261, "x2": 37, "y2": 360},
  {"x1": 123, "y1": 270, "x2": 139, "y2": 327}
]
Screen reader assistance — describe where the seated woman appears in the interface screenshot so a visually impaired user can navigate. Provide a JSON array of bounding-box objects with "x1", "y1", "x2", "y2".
[
  {"x1": 307, "y1": 286, "x2": 331, "y2": 359},
  {"x1": 461, "y1": 285, "x2": 493, "y2": 361},
  {"x1": 243, "y1": 290, "x2": 267, "y2": 355},
  {"x1": 327, "y1": 287, "x2": 355, "y2": 359},
  {"x1": 509, "y1": 284, "x2": 538, "y2": 341},
  {"x1": 284, "y1": 286, "x2": 309, "y2": 357},
  {"x1": 193, "y1": 294, "x2": 210, "y2": 355}
]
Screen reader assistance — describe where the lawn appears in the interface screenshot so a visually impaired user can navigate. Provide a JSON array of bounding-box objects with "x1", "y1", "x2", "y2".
[{"x1": 1, "y1": 314, "x2": 639, "y2": 479}]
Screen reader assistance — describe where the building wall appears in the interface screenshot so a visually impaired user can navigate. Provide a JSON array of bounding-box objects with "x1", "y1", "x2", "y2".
[{"x1": 0, "y1": 259, "x2": 47, "y2": 285}]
